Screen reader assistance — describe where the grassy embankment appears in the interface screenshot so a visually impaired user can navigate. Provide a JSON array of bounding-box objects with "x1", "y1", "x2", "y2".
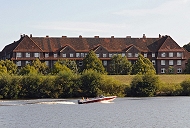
[{"x1": 110, "y1": 75, "x2": 190, "y2": 85}]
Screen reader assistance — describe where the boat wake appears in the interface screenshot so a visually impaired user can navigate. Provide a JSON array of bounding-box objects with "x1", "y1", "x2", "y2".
[
  {"x1": 37, "y1": 101, "x2": 75, "y2": 105},
  {"x1": 100, "y1": 101, "x2": 114, "y2": 104}
]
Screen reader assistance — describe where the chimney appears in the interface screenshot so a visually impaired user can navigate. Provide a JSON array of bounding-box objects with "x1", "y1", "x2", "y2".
[
  {"x1": 46, "y1": 35, "x2": 49, "y2": 38},
  {"x1": 159, "y1": 34, "x2": 161, "y2": 38},
  {"x1": 79, "y1": 35, "x2": 82, "y2": 38},
  {"x1": 126, "y1": 36, "x2": 131, "y2": 38},
  {"x1": 94, "y1": 36, "x2": 99, "y2": 38},
  {"x1": 30, "y1": 34, "x2": 32, "y2": 37},
  {"x1": 111, "y1": 36, "x2": 114, "y2": 39},
  {"x1": 62, "y1": 36, "x2": 67, "y2": 38},
  {"x1": 143, "y1": 34, "x2": 146, "y2": 38}
]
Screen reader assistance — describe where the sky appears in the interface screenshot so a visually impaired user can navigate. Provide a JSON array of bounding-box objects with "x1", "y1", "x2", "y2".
[{"x1": 1, "y1": 0, "x2": 190, "y2": 50}]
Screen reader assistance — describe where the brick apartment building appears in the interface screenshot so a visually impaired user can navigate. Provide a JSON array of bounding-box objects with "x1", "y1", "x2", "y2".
[{"x1": 0, "y1": 34, "x2": 189, "y2": 74}]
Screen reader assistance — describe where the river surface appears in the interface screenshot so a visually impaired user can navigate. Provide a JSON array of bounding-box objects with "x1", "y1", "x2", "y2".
[{"x1": 1, "y1": 97, "x2": 190, "y2": 128}]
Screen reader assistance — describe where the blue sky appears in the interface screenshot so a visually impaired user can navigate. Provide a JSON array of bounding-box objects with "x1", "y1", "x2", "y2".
[{"x1": 1, "y1": 0, "x2": 190, "y2": 50}]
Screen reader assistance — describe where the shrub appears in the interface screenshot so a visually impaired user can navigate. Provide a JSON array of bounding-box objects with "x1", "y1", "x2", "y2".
[{"x1": 130, "y1": 74, "x2": 160, "y2": 97}]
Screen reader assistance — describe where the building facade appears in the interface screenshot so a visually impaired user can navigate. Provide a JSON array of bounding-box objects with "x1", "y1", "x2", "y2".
[{"x1": 0, "y1": 34, "x2": 189, "y2": 74}]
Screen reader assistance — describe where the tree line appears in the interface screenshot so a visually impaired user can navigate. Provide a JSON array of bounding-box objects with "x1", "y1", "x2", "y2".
[{"x1": 1, "y1": 50, "x2": 190, "y2": 99}]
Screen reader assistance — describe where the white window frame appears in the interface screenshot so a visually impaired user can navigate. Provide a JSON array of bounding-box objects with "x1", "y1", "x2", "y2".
[
  {"x1": 76, "y1": 53, "x2": 80, "y2": 57},
  {"x1": 25, "y1": 61, "x2": 30, "y2": 65},
  {"x1": 103, "y1": 53, "x2": 107, "y2": 58},
  {"x1": 177, "y1": 60, "x2": 181, "y2": 65},
  {"x1": 45, "y1": 53, "x2": 49, "y2": 58},
  {"x1": 63, "y1": 53, "x2": 66, "y2": 58},
  {"x1": 54, "y1": 53, "x2": 57, "y2": 58},
  {"x1": 16, "y1": 52, "x2": 22, "y2": 58},
  {"x1": 161, "y1": 52, "x2": 166, "y2": 57},
  {"x1": 128, "y1": 53, "x2": 132, "y2": 57},
  {"x1": 161, "y1": 60, "x2": 165, "y2": 65},
  {"x1": 109, "y1": 53, "x2": 112, "y2": 58},
  {"x1": 152, "y1": 53, "x2": 155, "y2": 57},
  {"x1": 96, "y1": 54, "x2": 99, "y2": 58},
  {"x1": 26, "y1": 52, "x2": 30, "y2": 57},
  {"x1": 135, "y1": 53, "x2": 138, "y2": 57},
  {"x1": 81, "y1": 53, "x2": 84, "y2": 58},
  {"x1": 16, "y1": 61, "x2": 21, "y2": 66},
  {"x1": 144, "y1": 53, "x2": 147, "y2": 58},
  {"x1": 169, "y1": 52, "x2": 173, "y2": 57},
  {"x1": 122, "y1": 53, "x2": 125, "y2": 57},
  {"x1": 169, "y1": 60, "x2": 173, "y2": 65},
  {"x1": 177, "y1": 52, "x2": 182, "y2": 57},
  {"x1": 161, "y1": 68, "x2": 166, "y2": 74},
  {"x1": 70, "y1": 53, "x2": 74, "y2": 57},
  {"x1": 34, "y1": 53, "x2": 40, "y2": 58}
]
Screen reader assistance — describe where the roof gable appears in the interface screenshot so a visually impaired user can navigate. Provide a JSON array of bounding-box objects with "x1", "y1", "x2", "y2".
[
  {"x1": 125, "y1": 44, "x2": 142, "y2": 53},
  {"x1": 93, "y1": 45, "x2": 109, "y2": 52},
  {"x1": 14, "y1": 35, "x2": 43, "y2": 52},
  {"x1": 60, "y1": 45, "x2": 76, "y2": 52},
  {"x1": 158, "y1": 36, "x2": 183, "y2": 52}
]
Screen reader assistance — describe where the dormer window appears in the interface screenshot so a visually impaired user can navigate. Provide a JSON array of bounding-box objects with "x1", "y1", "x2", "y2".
[
  {"x1": 63, "y1": 53, "x2": 66, "y2": 57},
  {"x1": 103, "y1": 53, "x2": 107, "y2": 58},
  {"x1": 70, "y1": 53, "x2": 73, "y2": 57},
  {"x1": 128, "y1": 53, "x2": 132, "y2": 57},
  {"x1": 161, "y1": 52, "x2": 166, "y2": 57},
  {"x1": 76, "y1": 53, "x2": 80, "y2": 57},
  {"x1": 152, "y1": 53, "x2": 155, "y2": 57}
]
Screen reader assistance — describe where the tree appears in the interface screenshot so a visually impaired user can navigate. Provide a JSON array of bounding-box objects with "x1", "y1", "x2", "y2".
[
  {"x1": 109, "y1": 54, "x2": 132, "y2": 75},
  {"x1": 184, "y1": 59, "x2": 190, "y2": 74},
  {"x1": 52, "y1": 62, "x2": 73, "y2": 74},
  {"x1": 55, "y1": 59, "x2": 78, "y2": 74},
  {"x1": 79, "y1": 69, "x2": 102, "y2": 97},
  {"x1": 130, "y1": 74, "x2": 160, "y2": 97},
  {"x1": 180, "y1": 79, "x2": 190, "y2": 95},
  {"x1": 31, "y1": 58, "x2": 48, "y2": 74},
  {"x1": 82, "y1": 50, "x2": 106, "y2": 74},
  {"x1": 183, "y1": 42, "x2": 190, "y2": 52},
  {"x1": 0, "y1": 59, "x2": 17, "y2": 74},
  {"x1": 132, "y1": 54, "x2": 156, "y2": 75},
  {"x1": 18, "y1": 64, "x2": 38, "y2": 75}
]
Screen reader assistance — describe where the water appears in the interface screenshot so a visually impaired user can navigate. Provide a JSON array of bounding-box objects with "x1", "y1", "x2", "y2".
[{"x1": 1, "y1": 97, "x2": 190, "y2": 128}]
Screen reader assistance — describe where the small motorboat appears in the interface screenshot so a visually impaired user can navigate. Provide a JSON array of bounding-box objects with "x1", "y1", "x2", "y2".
[{"x1": 78, "y1": 95, "x2": 117, "y2": 104}]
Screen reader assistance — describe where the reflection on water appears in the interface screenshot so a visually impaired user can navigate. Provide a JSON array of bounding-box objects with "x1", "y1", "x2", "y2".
[{"x1": 1, "y1": 97, "x2": 190, "y2": 128}]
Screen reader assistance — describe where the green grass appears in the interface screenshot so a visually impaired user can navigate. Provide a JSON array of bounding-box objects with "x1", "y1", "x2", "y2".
[{"x1": 109, "y1": 75, "x2": 190, "y2": 85}]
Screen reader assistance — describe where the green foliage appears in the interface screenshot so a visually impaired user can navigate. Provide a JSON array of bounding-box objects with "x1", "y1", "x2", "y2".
[
  {"x1": 0, "y1": 65, "x2": 7, "y2": 74},
  {"x1": 130, "y1": 74, "x2": 160, "y2": 97},
  {"x1": 157, "y1": 83, "x2": 182, "y2": 96},
  {"x1": 31, "y1": 58, "x2": 48, "y2": 74},
  {"x1": 99, "y1": 75, "x2": 126, "y2": 97},
  {"x1": 19, "y1": 65, "x2": 38, "y2": 75},
  {"x1": 180, "y1": 79, "x2": 190, "y2": 95},
  {"x1": 132, "y1": 54, "x2": 156, "y2": 75},
  {"x1": 109, "y1": 54, "x2": 132, "y2": 75},
  {"x1": 82, "y1": 50, "x2": 106, "y2": 74},
  {"x1": 184, "y1": 59, "x2": 190, "y2": 74},
  {"x1": 167, "y1": 66, "x2": 174, "y2": 74},
  {"x1": 56, "y1": 59, "x2": 78, "y2": 74},
  {"x1": 0, "y1": 59, "x2": 17, "y2": 74},
  {"x1": 52, "y1": 62, "x2": 73, "y2": 75},
  {"x1": 80, "y1": 69, "x2": 102, "y2": 97},
  {"x1": 0, "y1": 75, "x2": 21, "y2": 99}
]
